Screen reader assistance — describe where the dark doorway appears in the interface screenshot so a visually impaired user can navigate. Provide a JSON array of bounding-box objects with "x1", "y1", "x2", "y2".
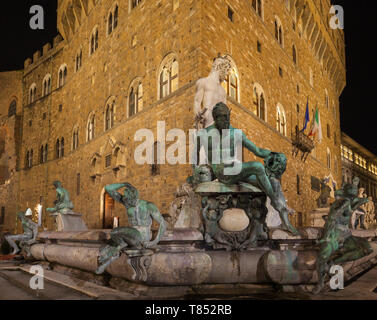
[
  {"x1": 103, "y1": 193, "x2": 115, "y2": 229},
  {"x1": 297, "y1": 212, "x2": 303, "y2": 227}
]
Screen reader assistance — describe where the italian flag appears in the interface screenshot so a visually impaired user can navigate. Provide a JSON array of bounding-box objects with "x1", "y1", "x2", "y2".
[{"x1": 308, "y1": 107, "x2": 322, "y2": 142}]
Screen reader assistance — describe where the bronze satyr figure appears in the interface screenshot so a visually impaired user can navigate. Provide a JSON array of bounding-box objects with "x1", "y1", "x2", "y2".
[
  {"x1": 5, "y1": 210, "x2": 38, "y2": 257},
  {"x1": 96, "y1": 182, "x2": 166, "y2": 274}
]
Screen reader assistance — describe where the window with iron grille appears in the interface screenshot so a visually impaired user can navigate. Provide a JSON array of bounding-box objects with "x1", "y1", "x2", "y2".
[
  {"x1": 77, "y1": 173, "x2": 80, "y2": 196},
  {"x1": 228, "y1": 7, "x2": 234, "y2": 22},
  {"x1": 105, "y1": 154, "x2": 112, "y2": 168},
  {"x1": 0, "y1": 207, "x2": 4, "y2": 225},
  {"x1": 311, "y1": 176, "x2": 321, "y2": 192},
  {"x1": 297, "y1": 175, "x2": 301, "y2": 195}
]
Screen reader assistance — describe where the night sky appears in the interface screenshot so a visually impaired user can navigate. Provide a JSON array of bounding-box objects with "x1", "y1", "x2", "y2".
[{"x1": 0, "y1": 1, "x2": 375, "y2": 154}]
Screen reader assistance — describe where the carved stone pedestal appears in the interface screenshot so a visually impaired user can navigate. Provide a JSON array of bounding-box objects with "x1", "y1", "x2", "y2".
[
  {"x1": 51, "y1": 210, "x2": 88, "y2": 232},
  {"x1": 195, "y1": 181, "x2": 268, "y2": 250}
]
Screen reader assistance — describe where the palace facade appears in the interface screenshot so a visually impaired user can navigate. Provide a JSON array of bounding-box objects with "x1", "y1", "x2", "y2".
[
  {"x1": 0, "y1": 0, "x2": 345, "y2": 233},
  {"x1": 341, "y1": 132, "x2": 377, "y2": 212}
]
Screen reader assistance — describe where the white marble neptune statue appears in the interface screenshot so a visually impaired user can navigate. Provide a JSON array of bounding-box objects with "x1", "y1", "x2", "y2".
[{"x1": 193, "y1": 54, "x2": 232, "y2": 129}]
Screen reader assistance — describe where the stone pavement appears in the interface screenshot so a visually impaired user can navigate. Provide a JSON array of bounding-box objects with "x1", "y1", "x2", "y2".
[{"x1": 0, "y1": 262, "x2": 136, "y2": 300}]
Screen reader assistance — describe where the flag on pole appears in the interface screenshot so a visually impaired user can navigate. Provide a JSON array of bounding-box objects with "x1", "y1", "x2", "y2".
[
  {"x1": 300, "y1": 97, "x2": 310, "y2": 132},
  {"x1": 308, "y1": 106, "x2": 322, "y2": 142}
]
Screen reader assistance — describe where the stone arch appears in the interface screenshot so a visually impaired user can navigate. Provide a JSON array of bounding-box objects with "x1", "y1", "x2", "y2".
[
  {"x1": 276, "y1": 103, "x2": 287, "y2": 136},
  {"x1": 107, "y1": 2, "x2": 119, "y2": 35},
  {"x1": 86, "y1": 111, "x2": 96, "y2": 142},
  {"x1": 57, "y1": 64, "x2": 68, "y2": 88},
  {"x1": 90, "y1": 25, "x2": 99, "y2": 55},
  {"x1": 28, "y1": 83, "x2": 37, "y2": 104},
  {"x1": 104, "y1": 96, "x2": 116, "y2": 131},
  {"x1": 274, "y1": 15, "x2": 284, "y2": 47},
  {"x1": 127, "y1": 77, "x2": 143, "y2": 117},
  {"x1": 90, "y1": 152, "x2": 102, "y2": 178},
  {"x1": 221, "y1": 55, "x2": 241, "y2": 103},
  {"x1": 252, "y1": 83, "x2": 266, "y2": 121},
  {"x1": 252, "y1": 0, "x2": 264, "y2": 20},
  {"x1": 72, "y1": 124, "x2": 79, "y2": 150},
  {"x1": 42, "y1": 73, "x2": 52, "y2": 96},
  {"x1": 157, "y1": 52, "x2": 179, "y2": 100}
]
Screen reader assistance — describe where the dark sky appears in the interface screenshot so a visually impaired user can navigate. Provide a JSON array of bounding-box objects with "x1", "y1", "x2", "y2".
[{"x1": 0, "y1": 1, "x2": 376, "y2": 154}]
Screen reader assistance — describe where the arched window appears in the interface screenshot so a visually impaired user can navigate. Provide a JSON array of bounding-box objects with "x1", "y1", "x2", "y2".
[
  {"x1": 159, "y1": 68, "x2": 169, "y2": 98},
  {"x1": 56, "y1": 139, "x2": 60, "y2": 159},
  {"x1": 42, "y1": 74, "x2": 52, "y2": 96},
  {"x1": 252, "y1": 0, "x2": 263, "y2": 18},
  {"x1": 276, "y1": 104, "x2": 287, "y2": 136},
  {"x1": 114, "y1": 5, "x2": 118, "y2": 28},
  {"x1": 87, "y1": 114, "x2": 95, "y2": 141},
  {"x1": 327, "y1": 148, "x2": 331, "y2": 169},
  {"x1": 292, "y1": 45, "x2": 297, "y2": 65},
  {"x1": 108, "y1": 12, "x2": 113, "y2": 34},
  {"x1": 60, "y1": 138, "x2": 65, "y2": 157},
  {"x1": 72, "y1": 128, "x2": 79, "y2": 150},
  {"x1": 274, "y1": 16, "x2": 284, "y2": 46},
  {"x1": 40, "y1": 144, "x2": 48, "y2": 164},
  {"x1": 105, "y1": 100, "x2": 115, "y2": 130},
  {"x1": 108, "y1": 4, "x2": 119, "y2": 34},
  {"x1": 129, "y1": 81, "x2": 143, "y2": 117},
  {"x1": 158, "y1": 54, "x2": 179, "y2": 99},
  {"x1": 129, "y1": 87, "x2": 136, "y2": 116},
  {"x1": 221, "y1": 59, "x2": 240, "y2": 102},
  {"x1": 8, "y1": 100, "x2": 17, "y2": 117},
  {"x1": 309, "y1": 68, "x2": 314, "y2": 86},
  {"x1": 40, "y1": 145, "x2": 44, "y2": 164},
  {"x1": 326, "y1": 123, "x2": 331, "y2": 139},
  {"x1": 76, "y1": 49, "x2": 82, "y2": 72},
  {"x1": 29, "y1": 84, "x2": 37, "y2": 104},
  {"x1": 325, "y1": 90, "x2": 329, "y2": 109},
  {"x1": 44, "y1": 144, "x2": 48, "y2": 163},
  {"x1": 90, "y1": 27, "x2": 99, "y2": 54},
  {"x1": 26, "y1": 149, "x2": 33, "y2": 168},
  {"x1": 131, "y1": 0, "x2": 143, "y2": 10},
  {"x1": 252, "y1": 84, "x2": 266, "y2": 121},
  {"x1": 58, "y1": 65, "x2": 67, "y2": 88},
  {"x1": 151, "y1": 141, "x2": 160, "y2": 176}
]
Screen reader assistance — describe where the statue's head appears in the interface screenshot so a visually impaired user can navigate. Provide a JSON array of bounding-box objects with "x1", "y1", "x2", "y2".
[
  {"x1": 368, "y1": 196, "x2": 373, "y2": 201},
  {"x1": 213, "y1": 102, "x2": 230, "y2": 130},
  {"x1": 212, "y1": 54, "x2": 232, "y2": 82},
  {"x1": 123, "y1": 183, "x2": 139, "y2": 205},
  {"x1": 344, "y1": 183, "x2": 358, "y2": 198},
  {"x1": 352, "y1": 177, "x2": 360, "y2": 187},
  {"x1": 192, "y1": 165, "x2": 214, "y2": 185},
  {"x1": 53, "y1": 180, "x2": 62, "y2": 188},
  {"x1": 264, "y1": 153, "x2": 287, "y2": 179}
]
